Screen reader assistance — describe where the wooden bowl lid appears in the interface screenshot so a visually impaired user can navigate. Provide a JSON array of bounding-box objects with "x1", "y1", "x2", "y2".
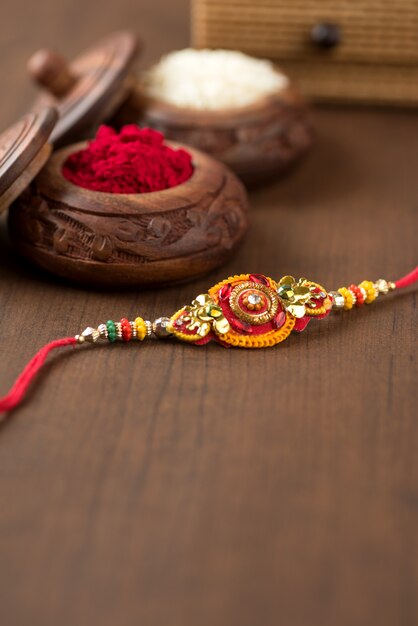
[
  {"x1": 0, "y1": 107, "x2": 57, "y2": 214},
  {"x1": 28, "y1": 31, "x2": 140, "y2": 147}
]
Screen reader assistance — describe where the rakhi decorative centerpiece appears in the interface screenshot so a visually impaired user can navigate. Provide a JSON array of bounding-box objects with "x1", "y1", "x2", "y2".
[
  {"x1": 1, "y1": 266, "x2": 416, "y2": 415},
  {"x1": 166, "y1": 273, "x2": 331, "y2": 348}
]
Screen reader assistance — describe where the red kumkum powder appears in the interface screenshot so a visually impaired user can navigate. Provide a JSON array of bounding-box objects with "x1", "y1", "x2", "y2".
[{"x1": 62, "y1": 125, "x2": 194, "y2": 194}]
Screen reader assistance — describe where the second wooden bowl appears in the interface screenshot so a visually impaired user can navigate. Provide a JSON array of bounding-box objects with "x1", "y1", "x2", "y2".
[
  {"x1": 117, "y1": 77, "x2": 313, "y2": 187},
  {"x1": 8, "y1": 142, "x2": 249, "y2": 287}
]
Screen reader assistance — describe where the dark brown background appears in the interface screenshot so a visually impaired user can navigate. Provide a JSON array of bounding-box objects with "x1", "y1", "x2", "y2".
[{"x1": 0, "y1": 2, "x2": 417, "y2": 625}]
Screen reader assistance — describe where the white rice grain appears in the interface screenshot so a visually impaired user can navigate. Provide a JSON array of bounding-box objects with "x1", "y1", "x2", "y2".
[{"x1": 143, "y1": 48, "x2": 289, "y2": 110}]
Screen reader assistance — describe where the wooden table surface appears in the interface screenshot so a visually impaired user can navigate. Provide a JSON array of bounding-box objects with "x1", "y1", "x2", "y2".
[{"x1": 0, "y1": 2, "x2": 417, "y2": 625}]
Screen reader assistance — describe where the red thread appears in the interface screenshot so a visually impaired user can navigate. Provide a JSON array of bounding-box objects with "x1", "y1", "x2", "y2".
[
  {"x1": 394, "y1": 266, "x2": 418, "y2": 290},
  {"x1": 0, "y1": 337, "x2": 76, "y2": 414},
  {"x1": 62, "y1": 125, "x2": 193, "y2": 194}
]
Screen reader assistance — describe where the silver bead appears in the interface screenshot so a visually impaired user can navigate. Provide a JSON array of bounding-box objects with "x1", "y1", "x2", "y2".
[
  {"x1": 145, "y1": 320, "x2": 153, "y2": 336},
  {"x1": 81, "y1": 326, "x2": 100, "y2": 343},
  {"x1": 375, "y1": 278, "x2": 390, "y2": 295},
  {"x1": 98, "y1": 323, "x2": 108, "y2": 340},
  {"x1": 116, "y1": 322, "x2": 123, "y2": 341},
  {"x1": 130, "y1": 321, "x2": 137, "y2": 339},
  {"x1": 329, "y1": 291, "x2": 345, "y2": 310},
  {"x1": 152, "y1": 317, "x2": 172, "y2": 338}
]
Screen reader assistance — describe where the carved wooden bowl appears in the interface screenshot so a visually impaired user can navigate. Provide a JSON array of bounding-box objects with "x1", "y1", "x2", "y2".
[
  {"x1": 8, "y1": 142, "x2": 249, "y2": 287},
  {"x1": 119, "y1": 76, "x2": 313, "y2": 187}
]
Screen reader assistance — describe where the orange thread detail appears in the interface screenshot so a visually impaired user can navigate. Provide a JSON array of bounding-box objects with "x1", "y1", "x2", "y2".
[{"x1": 214, "y1": 314, "x2": 296, "y2": 348}]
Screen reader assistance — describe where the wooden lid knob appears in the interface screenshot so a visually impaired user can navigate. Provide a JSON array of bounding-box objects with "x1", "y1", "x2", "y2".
[
  {"x1": 28, "y1": 49, "x2": 78, "y2": 98},
  {"x1": 310, "y1": 22, "x2": 342, "y2": 50}
]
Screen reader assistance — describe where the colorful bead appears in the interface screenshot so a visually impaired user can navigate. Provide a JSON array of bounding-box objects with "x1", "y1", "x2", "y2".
[
  {"x1": 120, "y1": 318, "x2": 132, "y2": 342},
  {"x1": 135, "y1": 317, "x2": 147, "y2": 341},
  {"x1": 359, "y1": 280, "x2": 377, "y2": 304},
  {"x1": 106, "y1": 320, "x2": 116, "y2": 343},
  {"x1": 337, "y1": 287, "x2": 354, "y2": 310},
  {"x1": 349, "y1": 284, "x2": 364, "y2": 306}
]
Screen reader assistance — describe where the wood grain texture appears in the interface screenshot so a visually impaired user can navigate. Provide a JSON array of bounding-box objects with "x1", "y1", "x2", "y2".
[
  {"x1": 0, "y1": 2, "x2": 417, "y2": 626},
  {"x1": 192, "y1": 0, "x2": 418, "y2": 105}
]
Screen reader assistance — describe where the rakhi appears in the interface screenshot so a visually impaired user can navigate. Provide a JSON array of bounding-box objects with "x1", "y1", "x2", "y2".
[{"x1": 0, "y1": 266, "x2": 417, "y2": 413}]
